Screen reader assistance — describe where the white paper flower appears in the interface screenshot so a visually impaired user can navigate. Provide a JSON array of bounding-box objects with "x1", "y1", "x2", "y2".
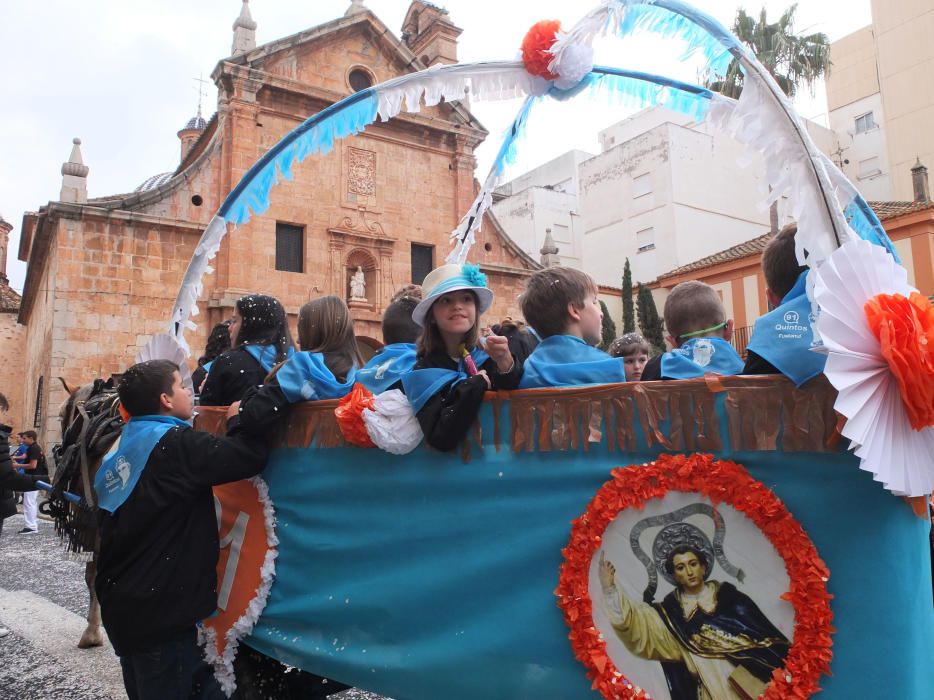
[
  {"x1": 814, "y1": 239, "x2": 934, "y2": 496},
  {"x1": 552, "y1": 42, "x2": 594, "y2": 90},
  {"x1": 363, "y1": 389, "x2": 424, "y2": 455}
]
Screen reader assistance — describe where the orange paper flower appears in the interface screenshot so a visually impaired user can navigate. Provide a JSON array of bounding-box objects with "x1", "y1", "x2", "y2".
[
  {"x1": 864, "y1": 292, "x2": 934, "y2": 430},
  {"x1": 556, "y1": 454, "x2": 833, "y2": 700},
  {"x1": 521, "y1": 19, "x2": 562, "y2": 79},
  {"x1": 334, "y1": 383, "x2": 376, "y2": 448}
]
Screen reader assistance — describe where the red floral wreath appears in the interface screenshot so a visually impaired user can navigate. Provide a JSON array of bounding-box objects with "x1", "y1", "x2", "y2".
[{"x1": 556, "y1": 453, "x2": 833, "y2": 699}]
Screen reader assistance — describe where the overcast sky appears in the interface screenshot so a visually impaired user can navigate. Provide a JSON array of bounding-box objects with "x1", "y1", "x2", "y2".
[{"x1": 0, "y1": 0, "x2": 872, "y2": 293}]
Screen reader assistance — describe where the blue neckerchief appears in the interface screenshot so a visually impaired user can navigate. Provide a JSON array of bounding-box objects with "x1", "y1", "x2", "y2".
[
  {"x1": 746, "y1": 271, "x2": 826, "y2": 386},
  {"x1": 244, "y1": 344, "x2": 294, "y2": 373},
  {"x1": 356, "y1": 344, "x2": 417, "y2": 394},
  {"x1": 94, "y1": 415, "x2": 190, "y2": 513},
  {"x1": 202, "y1": 360, "x2": 214, "y2": 374},
  {"x1": 660, "y1": 337, "x2": 744, "y2": 379},
  {"x1": 519, "y1": 335, "x2": 626, "y2": 389},
  {"x1": 276, "y1": 351, "x2": 357, "y2": 403},
  {"x1": 402, "y1": 348, "x2": 490, "y2": 413}
]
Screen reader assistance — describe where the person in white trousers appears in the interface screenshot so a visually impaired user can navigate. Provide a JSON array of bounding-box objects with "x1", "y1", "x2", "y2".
[{"x1": 14, "y1": 430, "x2": 45, "y2": 534}]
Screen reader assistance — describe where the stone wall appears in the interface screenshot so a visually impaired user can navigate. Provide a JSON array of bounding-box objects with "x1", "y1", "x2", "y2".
[{"x1": 0, "y1": 309, "x2": 26, "y2": 430}]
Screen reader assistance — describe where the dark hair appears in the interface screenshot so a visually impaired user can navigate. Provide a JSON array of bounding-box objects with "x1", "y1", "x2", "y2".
[
  {"x1": 663, "y1": 281, "x2": 726, "y2": 341},
  {"x1": 198, "y1": 321, "x2": 232, "y2": 367},
  {"x1": 416, "y1": 290, "x2": 480, "y2": 358},
  {"x1": 118, "y1": 360, "x2": 179, "y2": 417},
  {"x1": 520, "y1": 267, "x2": 596, "y2": 339},
  {"x1": 762, "y1": 223, "x2": 806, "y2": 300},
  {"x1": 383, "y1": 295, "x2": 422, "y2": 345},
  {"x1": 20, "y1": 430, "x2": 38, "y2": 441},
  {"x1": 608, "y1": 333, "x2": 651, "y2": 358},
  {"x1": 664, "y1": 545, "x2": 710, "y2": 578},
  {"x1": 0, "y1": 392, "x2": 8, "y2": 413},
  {"x1": 234, "y1": 295, "x2": 293, "y2": 363},
  {"x1": 297, "y1": 296, "x2": 363, "y2": 382}
]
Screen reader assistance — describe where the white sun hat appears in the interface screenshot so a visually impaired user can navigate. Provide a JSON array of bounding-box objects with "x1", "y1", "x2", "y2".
[{"x1": 411, "y1": 263, "x2": 494, "y2": 328}]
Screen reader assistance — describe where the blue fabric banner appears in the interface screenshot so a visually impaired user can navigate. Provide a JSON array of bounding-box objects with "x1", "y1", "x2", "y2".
[
  {"x1": 355, "y1": 343, "x2": 417, "y2": 394},
  {"x1": 240, "y1": 394, "x2": 934, "y2": 700}
]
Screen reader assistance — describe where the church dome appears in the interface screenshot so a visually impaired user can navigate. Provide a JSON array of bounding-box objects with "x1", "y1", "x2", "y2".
[
  {"x1": 134, "y1": 172, "x2": 174, "y2": 192},
  {"x1": 182, "y1": 114, "x2": 207, "y2": 131}
]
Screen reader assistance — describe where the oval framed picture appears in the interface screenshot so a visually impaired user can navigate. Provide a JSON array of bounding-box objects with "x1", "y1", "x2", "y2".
[{"x1": 557, "y1": 453, "x2": 833, "y2": 700}]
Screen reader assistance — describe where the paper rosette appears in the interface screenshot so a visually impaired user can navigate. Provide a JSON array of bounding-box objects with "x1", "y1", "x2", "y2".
[{"x1": 814, "y1": 239, "x2": 934, "y2": 495}]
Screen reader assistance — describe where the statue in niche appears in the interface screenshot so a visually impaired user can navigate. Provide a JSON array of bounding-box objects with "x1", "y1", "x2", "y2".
[{"x1": 349, "y1": 266, "x2": 367, "y2": 301}]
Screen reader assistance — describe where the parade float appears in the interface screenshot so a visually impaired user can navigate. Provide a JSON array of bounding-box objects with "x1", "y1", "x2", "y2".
[{"x1": 134, "y1": 1, "x2": 934, "y2": 697}]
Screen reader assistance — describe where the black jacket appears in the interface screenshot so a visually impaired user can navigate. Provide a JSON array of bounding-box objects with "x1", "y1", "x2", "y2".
[
  {"x1": 199, "y1": 348, "x2": 267, "y2": 406},
  {"x1": 414, "y1": 351, "x2": 522, "y2": 452},
  {"x1": 95, "y1": 416, "x2": 269, "y2": 655},
  {"x1": 1, "y1": 424, "x2": 40, "y2": 520},
  {"x1": 640, "y1": 354, "x2": 663, "y2": 381},
  {"x1": 741, "y1": 349, "x2": 780, "y2": 376}
]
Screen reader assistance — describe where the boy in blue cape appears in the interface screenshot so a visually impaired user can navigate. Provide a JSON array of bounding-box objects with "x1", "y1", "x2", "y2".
[
  {"x1": 640, "y1": 281, "x2": 744, "y2": 381},
  {"x1": 743, "y1": 223, "x2": 826, "y2": 386},
  {"x1": 94, "y1": 359, "x2": 278, "y2": 700},
  {"x1": 518, "y1": 267, "x2": 627, "y2": 388},
  {"x1": 356, "y1": 286, "x2": 421, "y2": 394}
]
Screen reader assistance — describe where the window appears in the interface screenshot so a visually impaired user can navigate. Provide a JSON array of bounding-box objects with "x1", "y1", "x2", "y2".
[
  {"x1": 857, "y1": 156, "x2": 882, "y2": 180},
  {"x1": 33, "y1": 376, "x2": 43, "y2": 429},
  {"x1": 855, "y1": 112, "x2": 876, "y2": 134},
  {"x1": 636, "y1": 227, "x2": 656, "y2": 253},
  {"x1": 349, "y1": 68, "x2": 374, "y2": 93},
  {"x1": 275, "y1": 223, "x2": 304, "y2": 273},
  {"x1": 632, "y1": 173, "x2": 652, "y2": 199},
  {"x1": 411, "y1": 243, "x2": 434, "y2": 285}
]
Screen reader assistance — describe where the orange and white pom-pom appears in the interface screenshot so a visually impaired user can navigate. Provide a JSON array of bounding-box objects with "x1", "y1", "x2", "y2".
[{"x1": 521, "y1": 20, "x2": 562, "y2": 79}]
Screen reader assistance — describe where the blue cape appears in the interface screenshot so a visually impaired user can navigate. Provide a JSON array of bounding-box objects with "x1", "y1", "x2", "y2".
[
  {"x1": 276, "y1": 351, "x2": 357, "y2": 403},
  {"x1": 402, "y1": 348, "x2": 490, "y2": 413},
  {"x1": 244, "y1": 344, "x2": 294, "y2": 372},
  {"x1": 356, "y1": 343, "x2": 418, "y2": 394},
  {"x1": 660, "y1": 337, "x2": 744, "y2": 379},
  {"x1": 94, "y1": 415, "x2": 190, "y2": 513},
  {"x1": 519, "y1": 335, "x2": 626, "y2": 389},
  {"x1": 746, "y1": 271, "x2": 826, "y2": 386}
]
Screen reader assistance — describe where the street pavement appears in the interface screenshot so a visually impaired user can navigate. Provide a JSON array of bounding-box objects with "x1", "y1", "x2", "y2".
[{"x1": 0, "y1": 512, "x2": 388, "y2": 700}]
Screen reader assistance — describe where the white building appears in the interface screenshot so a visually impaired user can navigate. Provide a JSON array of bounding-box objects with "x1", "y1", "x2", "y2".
[{"x1": 493, "y1": 106, "x2": 839, "y2": 297}]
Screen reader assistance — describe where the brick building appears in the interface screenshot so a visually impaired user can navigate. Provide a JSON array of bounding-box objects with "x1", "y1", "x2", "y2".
[
  {"x1": 0, "y1": 215, "x2": 27, "y2": 430},
  {"x1": 8, "y1": 0, "x2": 538, "y2": 446}
]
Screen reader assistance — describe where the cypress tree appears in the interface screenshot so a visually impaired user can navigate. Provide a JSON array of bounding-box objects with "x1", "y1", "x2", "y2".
[
  {"x1": 599, "y1": 300, "x2": 617, "y2": 350},
  {"x1": 637, "y1": 284, "x2": 665, "y2": 352},
  {"x1": 622, "y1": 258, "x2": 635, "y2": 333}
]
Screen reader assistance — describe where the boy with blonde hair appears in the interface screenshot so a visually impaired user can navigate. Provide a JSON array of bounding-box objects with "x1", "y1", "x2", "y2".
[
  {"x1": 640, "y1": 281, "x2": 744, "y2": 381},
  {"x1": 518, "y1": 267, "x2": 626, "y2": 388}
]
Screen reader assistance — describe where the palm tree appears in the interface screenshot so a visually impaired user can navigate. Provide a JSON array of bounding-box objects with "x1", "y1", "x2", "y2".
[{"x1": 707, "y1": 4, "x2": 830, "y2": 100}]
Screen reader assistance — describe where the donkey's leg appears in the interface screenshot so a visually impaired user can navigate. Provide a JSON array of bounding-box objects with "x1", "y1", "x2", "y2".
[{"x1": 78, "y1": 561, "x2": 105, "y2": 648}]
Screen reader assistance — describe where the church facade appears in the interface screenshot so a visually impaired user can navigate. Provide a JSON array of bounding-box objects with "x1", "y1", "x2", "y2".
[{"x1": 10, "y1": 1, "x2": 539, "y2": 445}]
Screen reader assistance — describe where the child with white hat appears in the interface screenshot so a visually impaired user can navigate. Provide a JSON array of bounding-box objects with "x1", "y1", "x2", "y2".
[{"x1": 402, "y1": 263, "x2": 522, "y2": 451}]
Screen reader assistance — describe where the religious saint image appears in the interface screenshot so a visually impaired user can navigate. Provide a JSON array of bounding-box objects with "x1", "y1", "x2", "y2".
[{"x1": 590, "y1": 492, "x2": 793, "y2": 700}]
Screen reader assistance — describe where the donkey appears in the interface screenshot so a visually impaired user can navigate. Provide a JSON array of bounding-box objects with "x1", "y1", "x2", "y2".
[{"x1": 52, "y1": 377, "x2": 124, "y2": 649}]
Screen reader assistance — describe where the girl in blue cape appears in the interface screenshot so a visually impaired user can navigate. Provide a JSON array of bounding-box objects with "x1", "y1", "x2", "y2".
[
  {"x1": 402, "y1": 263, "x2": 521, "y2": 452},
  {"x1": 237, "y1": 295, "x2": 363, "y2": 430},
  {"x1": 200, "y1": 294, "x2": 293, "y2": 406},
  {"x1": 518, "y1": 267, "x2": 627, "y2": 389}
]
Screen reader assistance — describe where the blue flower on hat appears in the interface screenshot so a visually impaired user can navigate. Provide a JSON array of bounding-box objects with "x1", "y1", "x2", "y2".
[{"x1": 462, "y1": 263, "x2": 487, "y2": 288}]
